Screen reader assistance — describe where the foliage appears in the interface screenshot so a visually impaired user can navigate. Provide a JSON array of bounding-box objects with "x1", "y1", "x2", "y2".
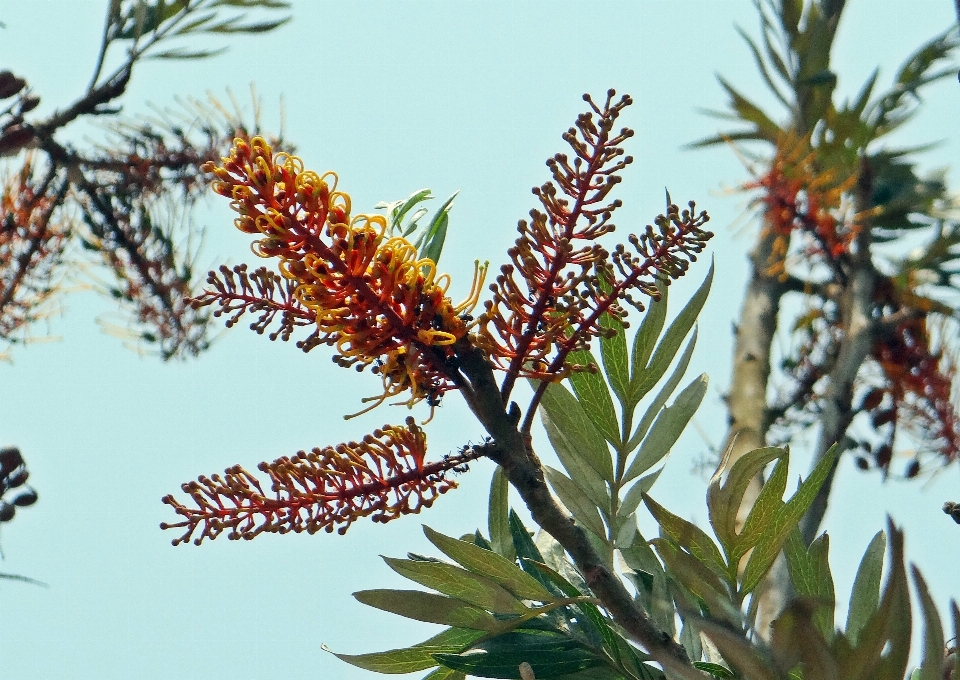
[
  {"x1": 0, "y1": 0, "x2": 289, "y2": 358},
  {"x1": 700, "y1": 0, "x2": 960, "y2": 485}
]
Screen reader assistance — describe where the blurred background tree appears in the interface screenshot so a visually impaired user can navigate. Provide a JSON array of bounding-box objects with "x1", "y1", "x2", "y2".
[
  {"x1": 0, "y1": 0, "x2": 288, "y2": 540},
  {"x1": 696, "y1": 0, "x2": 960, "y2": 625}
]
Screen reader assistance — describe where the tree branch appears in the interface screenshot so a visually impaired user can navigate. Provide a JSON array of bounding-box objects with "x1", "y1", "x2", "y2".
[{"x1": 453, "y1": 342, "x2": 705, "y2": 679}]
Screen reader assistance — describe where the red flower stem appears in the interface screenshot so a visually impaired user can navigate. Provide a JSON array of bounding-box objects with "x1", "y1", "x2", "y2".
[
  {"x1": 520, "y1": 225, "x2": 697, "y2": 434},
  {"x1": 498, "y1": 130, "x2": 610, "y2": 405}
]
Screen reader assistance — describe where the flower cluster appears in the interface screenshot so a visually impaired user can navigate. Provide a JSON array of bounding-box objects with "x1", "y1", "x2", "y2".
[
  {"x1": 867, "y1": 315, "x2": 960, "y2": 470},
  {"x1": 748, "y1": 134, "x2": 860, "y2": 276},
  {"x1": 202, "y1": 137, "x2": 483, "y2": 413},
  {"x1": 161, "y1": 418, "x2": 481, "y2": 545},
  {"x1": 477, "y1": 91, "x2": 712, "y2": 394}
]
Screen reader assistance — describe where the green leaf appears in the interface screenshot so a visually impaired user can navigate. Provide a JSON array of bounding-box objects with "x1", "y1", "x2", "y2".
[
  {"x1": 696, "y1": 618, "x2": 779, "y2": 680},
  {"x1": 741, "y1": 445, "x2": 839, "y2": 594},
  {"x1": 643, "y1": 494, "x2": 725, "y2": 576},
  {"x1": 629, "y1": 278, "x2": 668, "y2": 389},
  {"x1": 422, "y1": 666, "x2": 466, "y2": 680},
  {"x1": 846, "y1": 531, "x2": 886, "y2": 646},
  {"x1": 544, "y1": 467, "x2": 608, "y2": 540},
  {"x1": 489, "y1": 468, "x2": 515, "y2": 561},
  {"x1": 732, "y1": 450, "x2": 789, "y2": 562},
  {"x1": 333, "y1": 627, "x2": 484, "y2": 674},
  {"x1": 623, "y1": 374, "x2": 707, "y2": 483},
  {"x1": 541, "y1": 408, "x2": 610, "y2": 512},
  {"x1": 567, "y1": 349, "x2": 621, "y2": 446},
  {"x1": 783, "y1": 529, "x2": 835, "y2": 639},
  {"x1": 538, "y1": 381, "x2": 613, "y2": 481},
  {"x1": 912, "y1": 566, "x2": 944, "y2": 680},
  {"x1": 354, "y1": 589, "x2": 500, "y2": 631},
  {"x1": 631, "y1": 262, "x2": 713, "y2": 404},
  {"x1": 694, "y1": 661, "x2": 735, "y2": 679},
  {"x1": 424, "y1": 526, "x2": 556, "y2": 602},
  {"x1": 416, "y1": 191, "x2": 458, "y2": 265},
  {"x1": 432, "y1": 632, "x2": 603, "y2": 679},
  {"x1": 625, "y1": 328, "x2": 698, "y2": 452},
  {"x1": 598, "y1": 304, "x2": 630, "y2": 409},
  {"x1": 716, "y1": 77, "x2": 781, "y2": 140},
  {"x1": 383, "y1": 557, "x2": 528, "y2": 615}
]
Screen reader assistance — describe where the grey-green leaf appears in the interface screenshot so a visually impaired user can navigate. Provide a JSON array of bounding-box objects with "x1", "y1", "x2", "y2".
[
  {"x1": 544, "y1": 466, "x2": 608, "y2": 540},
  {"x1": 489, "y1": 467, "x2": 515, "y2": 561},
  {"x1": 423, "y1": 526, "x2": 556, "y2": 602},
  {"x1": 353, "y1": 589, "x2": 500, "y2": 631},
  {"x1": 567, "y1": 349, "x2": 621, "y2": 446},
  {"x1": 631, "y1": 262, "x2": 713, "y2": 404},
  {"x1": 538, "y1": 381, "x2": 614, "y2": 481},
  {"x1": 541, "y1": 408, "x2": 610, "y2": 512},
  {"x1": 383, "y1": 557, "x2": 528, "y2": 615},
  {"x1": 624, "y1": 374, "x2": 707, "y2": 483},
  {"x1": 333, "y1": 627, "x2": 485, "y2": 674}
]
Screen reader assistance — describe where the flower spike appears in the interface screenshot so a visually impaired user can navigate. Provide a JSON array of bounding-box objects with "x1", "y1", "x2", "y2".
[
  {"x1": 161, "y1": 418, "x2": 482, "y2": 545},
  {"x1": 201, "y1": 137, "x2": 485, "y2": 412}
]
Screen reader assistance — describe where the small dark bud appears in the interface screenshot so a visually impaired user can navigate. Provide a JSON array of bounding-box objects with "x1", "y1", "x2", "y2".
[
  {"x1": 0, "y1": 502, "x2": 14, "y2": 522},
  {"x1": 904, "y1": 459, "x2": 920, "y2": 478},
  {"x1": 854, "y1": 456, "x2": 870, "y2": 471},
  {"x1": 0, "y1": 125, "x2": 35, "y2": 155},
  {"x1": 12, "y1": 488, "x2": 38, "y2": 506},
  {"x1": 18, "y1": 94, "x2": 40, "y2": 113},
  {"x1": 5, "y1": 467, "x2": 28, "y2": 488},
  {"x1": 0, "y1": 447, "x2": 23, "y2": 475},
  {"x1": 0, "y1": 70, "x2": 26, "y2": 99}
]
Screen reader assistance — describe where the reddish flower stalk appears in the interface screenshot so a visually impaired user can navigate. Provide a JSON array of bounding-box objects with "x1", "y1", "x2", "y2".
[
  {"x1": 190, "y1": 263, "x2": 322, "y2": 350},
  {"x1": 478, "y1": 90, "x2": 712, "y2": 403},
  {"x1": 161, "y1": 418, "x2": 482, "y2": 545}
]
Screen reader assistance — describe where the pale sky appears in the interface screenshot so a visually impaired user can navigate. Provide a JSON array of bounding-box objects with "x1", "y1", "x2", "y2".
[{"x1": 1, "y1": 2, "x2": 959, "y2": 679}]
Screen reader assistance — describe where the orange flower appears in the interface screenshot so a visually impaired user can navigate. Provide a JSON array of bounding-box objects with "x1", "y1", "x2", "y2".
[{"x1": 203, "y1": 137, "x2": 484, "y2": 414}]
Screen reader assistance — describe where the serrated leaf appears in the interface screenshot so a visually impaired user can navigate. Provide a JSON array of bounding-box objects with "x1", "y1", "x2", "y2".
[
  {"x1": 707, "y1": 446, "x2": 784, "y2": 554},
  {"x1": 624, "y1": 374, "x2": 707, "y2": 483},
  {"x1": 424, "y1": 526, "x2": 556, "y2": 602},
  {"x1": 538, "y1": 381, "x2": 613, "y2": 481},
  {"x1": 567, "y1": 349, "x2": 621, "y2": 446},
  {"x1": 544, "y1": 467, "x2": 608, "y2": 540},
  {"x1": 383, "y1": 557, "x2": 527, "y2": 615},
  {"x1": 334, "y1": 627, "x2": 484, "y2": 674},
  {"x1": 846, "y1": 531, "x2": 886, "y2": 646},
  {"x1": 741, "y1": 445, "x2": 839, "y2": 594},
  {"x1": 432, "y1": 632, "x2": 603, "y2": 679},
  {"x1": 625, "y1": 328, "x2": 698, "y2": 452},
  {"x1": 541, "y1": 409, "x2": 610, "y2": 512},
  {"x1": 489, "y1": 468, "x2": 515, "y2": 561},
  {"x1": 354, "y1": 589, "x2": 500, "y2": 631},
  {"x1": 631, "y1": 263, "x2": 713, "y2": 404}
]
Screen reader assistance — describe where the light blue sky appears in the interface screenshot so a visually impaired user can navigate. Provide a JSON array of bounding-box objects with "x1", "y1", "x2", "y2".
[{"x1": 1, "y1": 2, "x2": 959, "y2": 679}]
